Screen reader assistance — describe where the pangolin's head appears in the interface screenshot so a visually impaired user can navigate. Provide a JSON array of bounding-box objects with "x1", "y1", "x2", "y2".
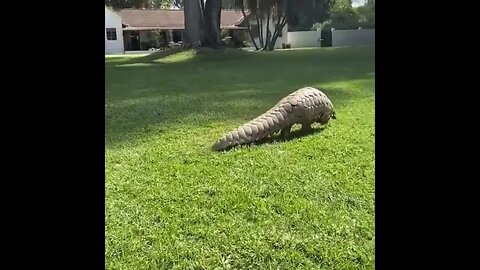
[{"x1": 318, "y1": 108, "x2": 336, "y2": 124}]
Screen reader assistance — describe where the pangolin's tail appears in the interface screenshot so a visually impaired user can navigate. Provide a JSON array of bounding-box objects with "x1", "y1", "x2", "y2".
[{"x1": 212, "y1": 105, "x2": 291, "y2": 151}]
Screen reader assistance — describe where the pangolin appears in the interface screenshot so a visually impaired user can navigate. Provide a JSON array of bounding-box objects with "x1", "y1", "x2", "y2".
[{"x1": 212, "y1": 86, "x2": 336, "y2": 151}]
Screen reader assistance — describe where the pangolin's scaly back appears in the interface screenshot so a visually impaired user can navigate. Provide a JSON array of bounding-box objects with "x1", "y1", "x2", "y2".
[{"x1": 212, "y1": 87, "x2": 335, "y2": 151}]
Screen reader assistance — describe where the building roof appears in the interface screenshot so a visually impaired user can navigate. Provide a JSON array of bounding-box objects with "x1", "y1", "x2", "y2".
[{"x1": 117, "y1": 9, "x2": 247, "y2": 30}]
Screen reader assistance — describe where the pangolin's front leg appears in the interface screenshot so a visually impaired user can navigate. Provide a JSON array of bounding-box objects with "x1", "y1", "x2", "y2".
[{"x1": 301, "y1": 122, "x2": 314, "y2": 133}]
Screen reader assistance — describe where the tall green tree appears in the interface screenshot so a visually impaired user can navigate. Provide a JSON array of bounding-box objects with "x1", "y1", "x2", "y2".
[
  {"x1": 287, "y1": 0, "x2": 333, "y2": 31},
  {"x1": 356, "y1": 0, "x2": 374, "y2": 28},
  {"x1": 332, "y1": 0, "x2": 352, "y2": 11},
  {"x1": 319, "y1": 0, "x2": 362, "y2": 30}
]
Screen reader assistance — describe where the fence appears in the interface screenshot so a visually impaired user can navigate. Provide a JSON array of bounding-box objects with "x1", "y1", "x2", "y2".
[{"x1": 331, "y1": 29, "x2": 375, "y2": 47}]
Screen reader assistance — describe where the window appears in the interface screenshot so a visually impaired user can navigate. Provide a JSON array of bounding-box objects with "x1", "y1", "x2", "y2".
[{"x1": 106, "y1": 28, "x2": 117, "y2": 40}]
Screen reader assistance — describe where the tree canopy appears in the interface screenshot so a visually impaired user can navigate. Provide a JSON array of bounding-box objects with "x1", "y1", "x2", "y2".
[{"x1": 312, "y1": 0, "x2": 375, "y2": 30}]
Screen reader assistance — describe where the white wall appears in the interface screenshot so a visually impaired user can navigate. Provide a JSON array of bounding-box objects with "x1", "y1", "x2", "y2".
[
  {"x1": 288, "y1": 31, "x2": 322, "y2": 48},
  {"x1": 332, "y1": 29, "x2": 375, "y2": 47},
  {"x1": 105, "y1": 7, "x2": 124, "y2": 54},
  {"x1": 250, "y1": 25, "x2": 325, "y2": 49}
]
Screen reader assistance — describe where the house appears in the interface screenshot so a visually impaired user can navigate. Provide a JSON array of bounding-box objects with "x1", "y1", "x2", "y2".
[
  {"x1": 118, "y1": 9, "x2": 248, "y2": 51},
  {"x1": 105, "y1": 7, "x2": 124, "y2": 54},
  {"x1": 105, "y1": 8, "x2": 248, "y2": 54},
  {"x1": 105, "y1": 7, "x2": 324, "y2": 54}
]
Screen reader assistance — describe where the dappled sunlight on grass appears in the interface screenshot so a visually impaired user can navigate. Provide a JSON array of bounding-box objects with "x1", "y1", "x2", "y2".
[
  {"x1": 116, "y1": 62, "x2": 157, "y2": 67},
  {"x1": 153, "y1": 49, "x2": 197, "y2": 64}
]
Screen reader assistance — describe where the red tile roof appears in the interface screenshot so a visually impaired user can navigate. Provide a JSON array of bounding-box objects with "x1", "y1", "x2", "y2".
[{"x1": 117, "y1": 9, "x2": 247, "y2": 30}]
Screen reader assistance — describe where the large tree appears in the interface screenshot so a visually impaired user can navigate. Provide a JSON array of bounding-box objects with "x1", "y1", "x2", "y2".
[
  {"x1": 182, "y1": 0, "x2": 224, "y2": 48},
  {"x1": 356, "y1": 0, "x2": 374, "y2": 28},
  {"x1": 183, "y1": 0, "x2": 203, "y2": 48},
  {"x1": 203, "y1": 0, "x2": 223, "y2": 47},
  {"x1": 287, "y1": 0, "x2": 333, "y2": 31},
  {"x1": 319, "y1": 0, "x2": 373, "y2": 30}
]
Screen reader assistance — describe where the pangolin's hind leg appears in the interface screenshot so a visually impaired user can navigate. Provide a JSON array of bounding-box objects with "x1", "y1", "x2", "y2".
[{"x1": 280, "y1": 124, "x2": 293, "y2": 140}]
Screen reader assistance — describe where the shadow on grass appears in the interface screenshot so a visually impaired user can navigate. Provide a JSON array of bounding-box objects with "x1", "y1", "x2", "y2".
[
  {"x1": 105, "y1": 47, "x2": 253, "y2": 67},
  {"x1": 105, "y1": 46, "x2": 373, "y2": 67},
  {"x1": 215, "y1": 125, "x2": 329, "y2": 152}
]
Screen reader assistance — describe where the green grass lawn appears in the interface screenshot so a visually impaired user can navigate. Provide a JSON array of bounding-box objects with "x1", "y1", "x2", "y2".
[{"x1": 105, "y1": 47, "x2": 375, "y2": 269}]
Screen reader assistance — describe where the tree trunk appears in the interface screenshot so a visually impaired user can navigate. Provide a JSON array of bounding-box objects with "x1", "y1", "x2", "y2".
[
  {"x1": 183, "y1": 0, "x2": 203, "y2": 48},
  {"x1": 257, "y1": 11, "x2": 263, "y2": 48},
  {"x1": 262, "y1": 9, "x2": 271, "y2": 51},
  {"x1": 239, "y1": 2, "x2": 259, "y2": 50},
  {"x1": 268, "y1": 12, "x2": 283, "y2": 51},
  {"x1": 267, "y1": 16, "x2": 286, "y2": 51},
  {"x1": 266, "y1": 0, "x2": 288, "y2": 51},
  {"x1": 203, "y1": 0, "x2": 222, "y2": 48}
]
